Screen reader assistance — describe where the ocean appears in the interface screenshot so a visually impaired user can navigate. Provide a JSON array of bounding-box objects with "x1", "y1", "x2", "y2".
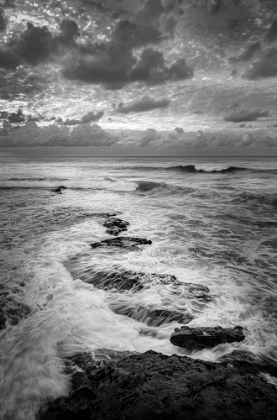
[{"x1": 0, "y1": 156, "x2": 277, "y2": 419}]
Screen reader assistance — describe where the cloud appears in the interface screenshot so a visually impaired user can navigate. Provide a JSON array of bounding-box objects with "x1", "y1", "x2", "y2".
[
  {"x1": 224, "y1": 109, "x2": 269, "y2": 122},
  {"x1": 239, "y1": 132, "x2": 256, "y2": 147},
  {"x1": 0, "y1": 8, "x2": 7, "y2": 32},
  {"x1": 263, "y1": 135, "x2": 277, "y2": 147},
  {"x1": 130, "y1": 48, "x2": 193, "y2": 86},
  {"x1": 0, "y1": 19, "x2": 81, "y2": 69},
  {"x1": 264, "y1": 20, "x2": 277, "y2": 43},
  {"x1": 70, "y1": 124, "x2": 119, "y2": 146},
  {"x1": 174, "y1": 127, "x2": 184, "y2": 134},
  {"x1": 229, "y1": 42, "x2": 261, "y2": 63},
  {"x1": 62, "y1": 111, "x2": 104, "y2": 125},
  {"x1": 139, "y1": 128, "x2": 157, "y2": 147},
  {"x1": 243, "y1": 48, "x2": 277, "y2": 80},
  {"x1": 0, "y1": 121, "x2": 119, "y2": 147},
  {"x1": 116, "y1": 96, "x2": 170, "y2": 114},
  {"x1": 63, "y1": 46, "x2": 193, "y2": 88}
]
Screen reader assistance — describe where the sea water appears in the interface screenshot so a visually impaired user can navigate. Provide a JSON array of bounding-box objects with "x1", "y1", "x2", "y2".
[{"x1": 0, "y1": 156, "x2": 277, "y2": 419}]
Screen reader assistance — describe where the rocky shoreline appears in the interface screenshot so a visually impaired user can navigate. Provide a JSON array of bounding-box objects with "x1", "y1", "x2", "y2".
[
  {"x1": 2, "y1": 212, "x2": 274, "y2": 419},
  {"x1": 38, "y1": 349, "x2": 277, "y2": 420},
  {"x1": 36, "y1": 212, "x2": 277, "y2": 419}
]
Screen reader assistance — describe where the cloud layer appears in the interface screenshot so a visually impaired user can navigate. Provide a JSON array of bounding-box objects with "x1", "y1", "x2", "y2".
[{"x1": 116, "y1": 96, "x2": 170, "y2": 114}]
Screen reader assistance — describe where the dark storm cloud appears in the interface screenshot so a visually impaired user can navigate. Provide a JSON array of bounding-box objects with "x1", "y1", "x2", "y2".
[
  {"x1": 0, "y1": 8, "x2": 7, "y2": 32},
  {"x1": 116, "y1": 96, "x2": 170, "y2": 114},
  {"x1": 224, "y1": 109, "x2": 269, "y2": 122},
  {"x1": 264, "y1": 20, "x2": 277, "y2": 43},
  {"x1": 112, "y1": 19, "x2": 163, "y2": 48},
  {"x1": 229, "y1": 42, "x2": 261, "y2": 63},
  {"x1": 62, "y1": 111, "x2": 104, "y2": 125},
  {"x1": 243, "y1": 48, "x2": 277, "y2": 80},
  {"x1": 0, "y1": 19, "x2": 80, "y2": 69},
  {"x1": 62, "y1": 46, "x2": 193, "y2": 89}
]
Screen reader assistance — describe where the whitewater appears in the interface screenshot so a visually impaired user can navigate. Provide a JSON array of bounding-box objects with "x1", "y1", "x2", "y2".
[{"x1": 0, "y1": 155, "x2": 277, "y2": 419}]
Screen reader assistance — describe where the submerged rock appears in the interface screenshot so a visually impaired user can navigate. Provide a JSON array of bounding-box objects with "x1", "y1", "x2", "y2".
[
  {"x1": 66, "y1": 266, "x2": 211, "y2": 304},
  {"x1": 39, "y1": 349, "x2": 277, "y2": 420},
  {"x1": 90, "y1": 237, "x2": 152, "y2": 250},
  {"x1": 170, "y1": 325, "x2": 245, "y2": 350},
  {"x1": 0, "y1": 295, "x2": 32, "y2": 330},
  {"x1": 103, "y1": 217, "x2": 130, "y2": 236},
  {"x1": 111, "y1": 304, "x2": 194, "y2": 327}
]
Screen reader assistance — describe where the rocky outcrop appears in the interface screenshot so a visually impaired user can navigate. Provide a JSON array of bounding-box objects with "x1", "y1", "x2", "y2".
[
  {"x1": 170, "y1": 325, "x2": 246, "y2": 350},
  {"x1": 38, "y1": 349, "x2": 277, "y2": 420},
  {"x1": 103, "y1": 217, "x2": 130, "y2": 236},
  {"x1": 111, "y1": 304, "x2": 194, "y2": 327},
  {"x1": 90, "y1": 237, "x2": 152, "y2": 250}
]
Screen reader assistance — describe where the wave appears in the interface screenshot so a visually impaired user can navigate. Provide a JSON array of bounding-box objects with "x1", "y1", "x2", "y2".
[
  {"x1": 169, "y1": 165, "x2": 249, "y2": 173},
  {"x1": 122, "y1": 165, "x2": 277, "y2": 174},
  {"x1": 231, "y1": 192, "x2": 277, "y2": 208}
]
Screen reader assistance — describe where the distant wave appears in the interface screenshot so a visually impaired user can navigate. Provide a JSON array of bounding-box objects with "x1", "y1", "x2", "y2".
[
  {"x1": 0, "y1": 179, "x2": 194, "y2": 195},
  {"x1": 123, "y1": 165, "x2": 277, "y2": 174},
  {"x1": 169, "y1": 165, "x2": 249, "y2": 173}
]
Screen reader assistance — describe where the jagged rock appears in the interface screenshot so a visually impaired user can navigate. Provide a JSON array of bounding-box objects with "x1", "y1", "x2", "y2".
[
  {"x1": 38, "y1": 349, "x2": 277, "y2": 420},
  {"x1": 111, "y1": 304, "x2": 194, "y2": 327},
  {"x1": 170, "y1": 325, "x2": 245, "y2": 350},
  {"x1": 90, "y1": 237, "x2": 152, "y2": 250},
  {"x1": 103, "y1": 217, "x2": 130, "y2": 236}
]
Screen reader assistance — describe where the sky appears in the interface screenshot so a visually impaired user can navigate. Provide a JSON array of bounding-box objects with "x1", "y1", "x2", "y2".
[{"x1": 0, "y1": 0, "x2": 277, "y2": 156}]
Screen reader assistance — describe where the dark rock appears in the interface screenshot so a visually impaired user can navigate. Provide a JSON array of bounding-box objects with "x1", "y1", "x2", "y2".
[
  {"x1": 66, "y1": 265, "x2": 211, "y2": 303},
  {"x1": 90, "y1": 237, "x2": 152, "y2": 250},
  {"x1": 38, "y1": 349, "x2": 277, "y2": 420},
  {"x1": 170, "y1": 325, "x2": 246, "y2": 350},
  {"x1": 0, "y1": 296, "x2": 32, "y2": 330},
  {"x1": 52, "y1": 186, "x2": 67, "y2": 194},
  {"x1": 52, "y1": 188, "x2": 62, "y2": 194},
  {"x1": 103, "y1": 217, "x2": 129, "y2": 236},
  {"x1": 111, "y1": 304, "x2": 194, "y2": 327}
]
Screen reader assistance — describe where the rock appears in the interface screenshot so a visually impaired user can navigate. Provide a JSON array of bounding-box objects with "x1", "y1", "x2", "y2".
[
  {"x1": 170, "y1": 325, "x2": 245, "y2": 350},
  {"x1": 52, "y1": 186, "x2": 67, "y2": 194},
  {"x1": 0, "y1": 295, "x2": 32, "y2": 330},
  {"x1": 111, "y1": 304, "x2": 194, "y2": 327},
  {"x1": 90, "y1": 237, "x2": 152, "y2": 250},
  {"x1": 103, "y1": 217, "x2": 130, "y2": 236},
  {"x1": 38, "y1": 349, "x2": 277, "y2": 420},
  {"x1": 65, "y1": 265, "x2": 211, "y2": 303}
]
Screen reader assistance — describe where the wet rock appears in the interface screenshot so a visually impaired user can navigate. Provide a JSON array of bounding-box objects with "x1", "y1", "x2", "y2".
[
  {"x1": 39, "y1": 349, "x2": 277, "y2": 420},
  {"x1": 52, "y1": 186, "x2": 67, "y2": 194},
  {"x1": 0, "y1": 296, "x2": 32, "y2": 330},
  {"x1": 170, "y1": 325, "x2": 246, "y2": 350},
  {"x1": 111, "y1": 304, "x2": 193, "y2": 327},
  {"x1": 67, "y1": 266, "x2": 211, "y2": 303},
  {"x1": 103, "y1": 217, "x2": 129, "y2": 236},
  {"x1": 90, "y1": 237, "x2": 152, "y2": 250}
]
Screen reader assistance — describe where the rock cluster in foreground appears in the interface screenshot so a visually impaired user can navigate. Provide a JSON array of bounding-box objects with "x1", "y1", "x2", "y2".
[{"x1": 38, "y1": 349, "x2": 277, "y2": 420}]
